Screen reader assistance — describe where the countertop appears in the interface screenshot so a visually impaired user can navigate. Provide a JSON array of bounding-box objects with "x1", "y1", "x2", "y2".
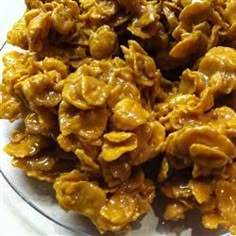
[{"x1": 0, "y1": 1, "x2": 70, "y2": 235}]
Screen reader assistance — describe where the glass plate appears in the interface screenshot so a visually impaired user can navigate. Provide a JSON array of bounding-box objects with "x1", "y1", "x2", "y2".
[
  {"x1": 1, "y1": 122, "x2": 230, "y2": 236},
  {"x1": 0, "y1": 42, "x2": 230, "y2": 236}
]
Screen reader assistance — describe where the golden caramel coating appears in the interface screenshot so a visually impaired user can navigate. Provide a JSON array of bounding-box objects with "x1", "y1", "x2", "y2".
[
  {"x1": 99, "y1": 156, "x2": 131, "y2": 187},
  {"x1": 54, "y1": 170, "x2": 155, "y2": 233},
  {"x1": 12, "y1": 146, "x2": 78, "y2": 183},
  {"x1": 198, "y1": 46, "x2": 236, "y2": 95},
  {"x1": 4, "y1": 130, "x2": 53, "y2": 158},
  {"x1": 165, "y1": 125, "x2": 236, "y2": 170},
  {"x1": 215, "y1": 181, "x2": 236, "y2": 224},
  {"x1": 1, "y1": 0, "x2": 236, "y2": 234},
  {"x1": 102, "y1": 132, "x2": 138, "y2": 161},
  {"x1": 112, "y1": 98, "x2": 150, "y2": 130},
  {"x1": 163, "y1": 201, "x2": 188, "y2": 221},
  {"x1": 130, "y1": 121, "x2": 165, "y2": 165},
  {"x1": 189, "y1": 180, "x2": 213, "y2": 204},
  {"x1": 89, "y1": 25, "x2": 118, "y2": 59},
  {"x1": 0, "y1": 84, "x2": 24, "y2": 121}
]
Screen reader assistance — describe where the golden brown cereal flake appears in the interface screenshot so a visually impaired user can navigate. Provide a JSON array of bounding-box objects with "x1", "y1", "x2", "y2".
[
  {"x1": 4, "y1": 130, "x2": 52, "y2": 158},
  {"x1": 102, "y1": 131, "x2": 138, "y2": 162},
  {"x1": 112, "y1": 98, "x2": 150, "y2": 131}
]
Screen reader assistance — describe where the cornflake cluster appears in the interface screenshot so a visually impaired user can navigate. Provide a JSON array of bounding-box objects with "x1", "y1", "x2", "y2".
[{"x1": 0, "y1": 0, "x2": 236, "y2": 234}]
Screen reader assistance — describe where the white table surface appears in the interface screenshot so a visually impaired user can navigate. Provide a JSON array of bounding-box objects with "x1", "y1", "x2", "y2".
[
  {"x1": 0, "y1": 173, "x2": 75, "y2": 236},
  {"x1": 0, "y1": 1, "x2": 30, "y2": 235},
  {"x1": 0, "y1": 1, "x2": 27, "y2": 235},
  {"x1": 0, "y1": 0, "x2": 25, "y2": 46},
  {"x1": 0, "y1": 1, "x2": 72, "y2": 235}
]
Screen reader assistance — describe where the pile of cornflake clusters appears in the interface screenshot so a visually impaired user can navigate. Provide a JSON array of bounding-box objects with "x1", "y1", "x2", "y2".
[{"x1": 1, "y1": 0, "x2": 236, "y2": 234}]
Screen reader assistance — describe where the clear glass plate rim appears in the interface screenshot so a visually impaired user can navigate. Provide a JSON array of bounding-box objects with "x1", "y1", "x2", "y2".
[
  {"x1": 0, "y1": 169, "x2": 83, "y2": 234},
  {"x1": 0, "y1": 42, "x2": 91, "y2": 236}
]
